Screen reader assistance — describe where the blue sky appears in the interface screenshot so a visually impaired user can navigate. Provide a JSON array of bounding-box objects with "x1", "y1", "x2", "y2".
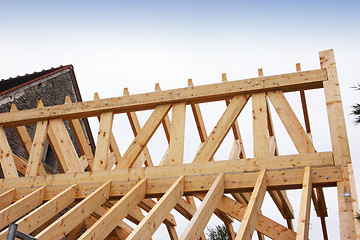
[{"x1": 1, "y1": 1, "x2": 360, "y2": 239}]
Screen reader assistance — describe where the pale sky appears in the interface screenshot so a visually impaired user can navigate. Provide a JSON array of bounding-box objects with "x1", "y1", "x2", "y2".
[{"x1": 1, "y1": 1, "x2": 360, "y2": 239}]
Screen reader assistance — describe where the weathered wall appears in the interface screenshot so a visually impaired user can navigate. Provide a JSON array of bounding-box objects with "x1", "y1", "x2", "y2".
[{"x1": 0, "y1": 71, "x2": 92, "y2": 175}]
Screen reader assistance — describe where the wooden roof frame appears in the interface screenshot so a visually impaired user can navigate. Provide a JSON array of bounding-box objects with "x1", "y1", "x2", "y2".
[{"x1": 0, "y1": 49, "x2": 358, "y2": 239}]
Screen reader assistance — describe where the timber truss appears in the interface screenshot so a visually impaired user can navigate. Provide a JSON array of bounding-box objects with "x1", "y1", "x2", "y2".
[{"x1": 0, "y1": 49, "x2": 359, "y2": 240}]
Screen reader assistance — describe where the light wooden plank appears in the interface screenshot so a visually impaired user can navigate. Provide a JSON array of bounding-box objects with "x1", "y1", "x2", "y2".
[
  {"x1": 193, "y1": 95, "x2": 249, "y2": 162},
  {"x1": 195, "y1": 193, "x2": 296, "y2": 240},
  {"x1": 94, "y1": 93, "x2": 122, "y2": 166},
  {"x1": 252, "y1": 92, "x2": 269, "y2": 157},
  {"x1": 116, "y1": 104, "x2": 172, "y2": 169},
  {"x1": 0, "y1": 185, "x2": 76, "y2": 240},
  {"x1": 0, "y1": 189, "x2": 15, "y2": 211},
  {"x1": 139, "y1": 199, "x2": 177, "y2": 226},
  {"x1": 320, "y1": 49, "x2": 359, "y2": 239},
  {"x1": 155, "y1": 83, "x2": 172, "y2": 143},
  {"x1": 10, "y1": 104, "x2": 33, "y2": 156},
  {"x1": 236, "y1": 170, "x2": 267, "y2": 240},
  {"x1": 166, "y1": 223, "x2": 179, "y2": 240},
  {"x1": 79, "y1": 179, "x2": 146, "y2": 240},
  {"x1": 65, "y1": 96, "x2": 94, "y2": 169},
  {"x1": 123, "y1": 88, "x2": 154, "y2": 167},
  {"x1": 93, "y1": 111, "x2": 114, "y2": 171},
  {"x1": 188, "y1": 79, "x2": 208, "y2": 143},
  {"x1": 89, "y1": 205, "x2": 134, "y2": 238},
  {"x1": 126, "y1": 176, "x2": 184, "y2": 240},
  {"x1": 296, "y1": 64, "x2": 311, "y2": 135},
  {"x1": 9, "y1": 105, "x2": 47, "y2": 176},
  {"x1": 222, "y1": 73, "x2": 246, "y2": 159},
  {"x1": 296, "y1": 167, "x2": 312, "y2": 240},
  {"x1": 138, "y1": 198, "x2": 179, "y2": 239},
  {"x1": 12, "y1": 154, "x2": 27, "y2": 175},
  {"x1": 320, "y1": 50, "x2": 350, "y2": 165},
  {"x1": 25, "y1": 119, "x2": 48, "y2": 176},
  {"x1": 67, "y1": 221, "x2": 85, "y2": 240},
  {"x1": 181, "y1": 173, "x2": 224, "y2": 240},
  {"x1": 12, "y1": 153, "x2": 46, "y2": 176},
  {"x1": 47, "y1": 118, "x2": 84, "y2": 173},
  {"x1": 267, "y1": 90, "x2": 316, "y2": 154},
  {"x1": 0, "y1": 69, "x2": 327, "y2": 127},
  {"x1": 0, "y1": 152, "x2": 336, "y2": 191},
  {"x1": 36, "y1": 181, "x2": 111, "y2": 240},
  {"x1": 0, "y1": 187, "x2": 45, "y2": 229},
  {"x1": 168, "y1": 102, "x2": 186, "y2": 165},
  {"x1": 0, "y1": 125, "x2": 18, "y2": 178}
]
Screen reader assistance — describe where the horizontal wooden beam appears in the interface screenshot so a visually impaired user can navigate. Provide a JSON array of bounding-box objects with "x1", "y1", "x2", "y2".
[
  {"x1": 0, "y1": 166, "x2": 340, "y2": 202},
  {"x1": 0, "y1": 69, "x2": 327, "y2": 127},
  {"x1": 0, "y1": 152, "x2": 334, "y2": 188}
]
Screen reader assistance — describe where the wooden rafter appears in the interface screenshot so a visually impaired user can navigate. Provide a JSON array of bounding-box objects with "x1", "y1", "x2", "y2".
[
  {"x1": 36, "y1": 181, "x2": 111, "y2": 239},
  {"x1": 126, "y1": 176, "x2": 184, "y2": 240},
  {"x1": 79, "y1": 179, "x2": 146, "y2": 240},
  {"x1": 0, "y1": 49, "x2": 357, "y2": 240}
]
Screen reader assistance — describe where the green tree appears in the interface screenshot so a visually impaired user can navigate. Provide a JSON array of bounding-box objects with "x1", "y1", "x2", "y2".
[
  {"x1": 351, "y1": 83, "x2": 360, "y2": 124},
  {"x1": 206, "y1": 224, "x2": 229, "y2": 240}
]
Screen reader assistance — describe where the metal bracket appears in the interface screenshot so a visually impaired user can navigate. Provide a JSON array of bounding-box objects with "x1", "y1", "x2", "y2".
[{"x1": 343, "y1": 192, "x2": 351, "y2": 197}]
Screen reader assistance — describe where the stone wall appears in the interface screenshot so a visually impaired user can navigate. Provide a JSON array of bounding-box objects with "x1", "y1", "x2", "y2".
[{"x1": 0, "y1": 71, "x2": 92, "y2": 176}]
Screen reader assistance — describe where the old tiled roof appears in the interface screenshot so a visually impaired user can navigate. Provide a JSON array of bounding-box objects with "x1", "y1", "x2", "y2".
[{"x1": 0, "y1": 65, "x2": 72, "y2": 96}]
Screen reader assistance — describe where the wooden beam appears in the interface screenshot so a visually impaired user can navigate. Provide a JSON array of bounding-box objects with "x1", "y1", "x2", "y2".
[
  {"x1": 139, "y1": 199, "x2": 177, "y2": 226},
  {"x1": 126, "y1": 176, "x2": 184, "y2": 240},
  {"x1": 89, "y1": 205, "x2": 134, "y2": 238},
  {"x1": 94, "y1": 93, "x2": 122, "y2": 166},
  {"x1": 236, "y1": 170, "x2": 267, "y2": 240},
  {"x1": 194, "y1": 193, "x2": 296, "y2": 239},
  {"x1": 35, "y1": 181, "x2": 111, "y2": 239},
  {"x1": 0, "y1": 185, "x2": 76, "y2": 240},
  {"x1": 13, "y1": 153, "x2": 46, "y2": 176},
  {"x1": 123, "y1": 88, "x2": 153, "y2": 167},
  {"x1": 320, "y1": 50, "x2": 359, "y2": 239},
  {"x1": 0, "y1": 189, "x2": 15, "y2": 211},
  {"x1": 25, "y1": 118, "x2": 48, "y2": 176},
  {"x1": 47, "y1": 118, "x2": 84, "y2": 173},
  {"x1": 168, "y1": 102, "x2": 186, "y2": 165},
  {"x1": 193, "y1": 95, "x2": 249, "y2": 162},
  {"x1": 65, "y1": 96, "x2": 94, "y2": 169},
  {"x1": 252, "y1": 92, "x2": 269, "y2": 157},
  {"x1": 267, "y1": 90, "x2": 316, "y2": 154},
  {"x1": 188, "y1": 79, "x2": 208, "y2": 143},
  {"x1": 0, "y1": 152, "x2": 337, "y2": 191},
  {"x1": 116, "y1": 104, "x2": 172, "y2": 169},
  {"x1": 0, "y1": 69, "x2": 327, "y2": 127},
  {"x1": 155, "y1": 83, "x2": 172, "y2": 143},
  {"x1": 10, "y1": 104, "x2": 33, "y2": 156},
  {"x1": 67, "y1": 221, "x2": 85, "y2": 240},
  {"x1": 180, "y1": 173, "x2": 224, "y2": 240},
  {"x1": 79, "y1": 179, "x2": 146, "y2": 240},
  {"x1": 296, "y1": 64, "x2": 311, "y2": 135},
  {"x1": 296, "y1": 167, "x2": 312, "y2": 240},
  {"x1": 0, "y1": 187, "x2": 45, "y2": 229},
  {"x1": 93, "y1": 111, "x2": 114, "y2": 171},
  {"x1": 222, "y1": 73, "x2": 246, "y2": 159},
  {"x1": 0, "y1": 125, "x2": 18, "y2": 178}
]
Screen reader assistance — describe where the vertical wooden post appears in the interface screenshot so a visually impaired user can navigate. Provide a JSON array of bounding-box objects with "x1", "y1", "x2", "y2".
[
  {"x1": 320, "y1": 49, "x2": 360, "y2": 239},
  {"x1": 0, "y1": 125, "x2": 18, "y2": 178}
]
